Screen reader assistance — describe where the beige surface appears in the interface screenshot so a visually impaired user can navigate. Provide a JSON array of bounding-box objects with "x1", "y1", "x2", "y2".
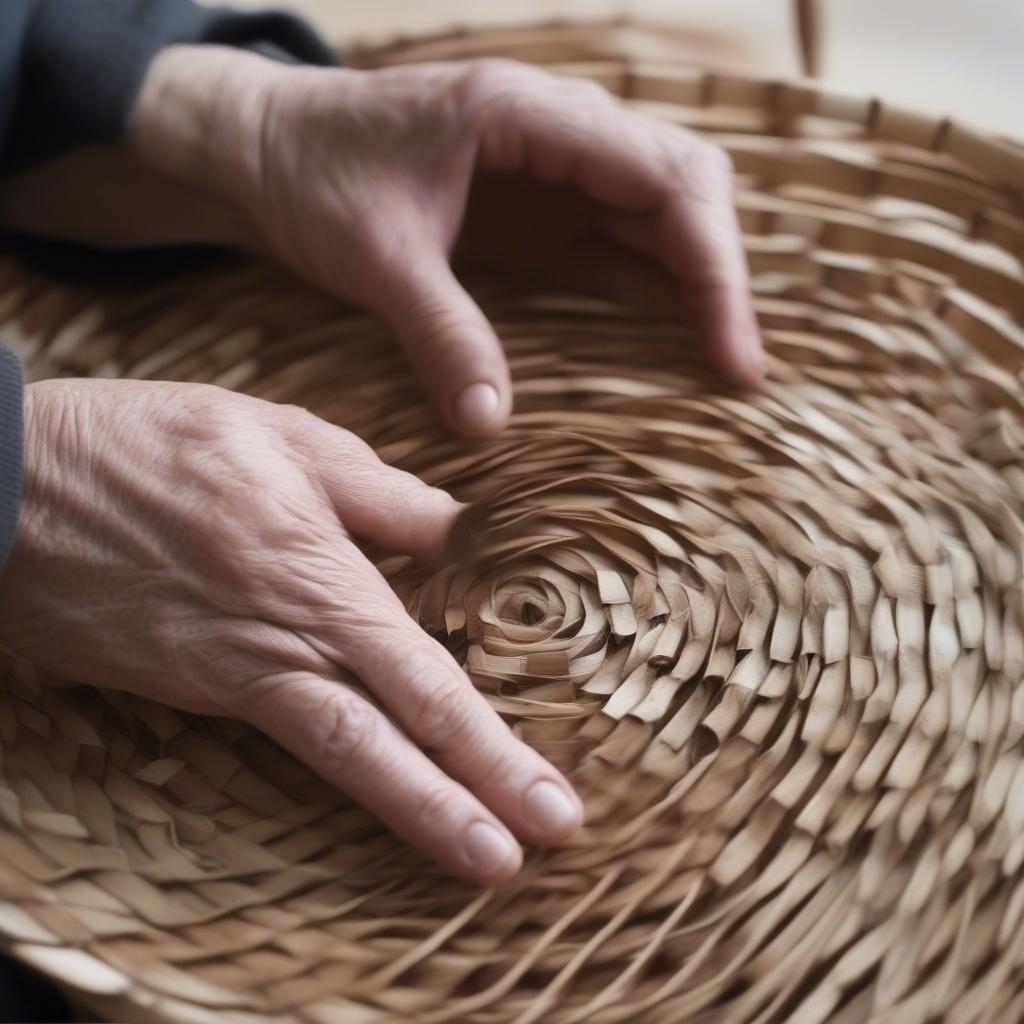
[
  {"x1": 821, "y1": 0, "x2": 1024, "y2": 138},
  {"x1": 231, "y1": 0, "x2": 1024, "y2": 137}
]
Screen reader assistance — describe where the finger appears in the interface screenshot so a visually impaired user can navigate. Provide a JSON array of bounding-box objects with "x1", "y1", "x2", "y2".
[
  {"x1": 376, "y1": 250, "x2": 512, "y2": 439},
  {"x1": 281, "y1": 409, "x2": 464, "y2": 560},
  {"x1": 330, "y1": 552, "x2": 584, "y2": 848},
  {"x1": 246, "y1": 671, "x2": 523, "y2": 883},
  {"x1": 478, "y1": 72, "x2": 762, "y2": 384},
  {"x1": 596, "y1": 203, "x2": 763, "y2": 384},
  {"x1": 657, "y1": 169, "x2": 764, "y2": 387},
  {"x1": 477, "y1": 72, "x2": 675, "y2": 211}
]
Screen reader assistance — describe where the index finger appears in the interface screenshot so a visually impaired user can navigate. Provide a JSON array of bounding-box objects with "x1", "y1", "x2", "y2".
[
  {"x1": 475, "y1": 66, "x2": 762, "y2": 384},
  {"x1": 658, "y1": 150, "x2": 764, "y2": 385},
  {"x1": 335, "y1": 553, "x2": 586, "y2": 850}
]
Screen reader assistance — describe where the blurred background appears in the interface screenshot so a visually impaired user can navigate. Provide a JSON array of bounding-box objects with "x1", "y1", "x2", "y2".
[{"x1": 230, "y1": 0, "x2": 1024, "y2": 137}]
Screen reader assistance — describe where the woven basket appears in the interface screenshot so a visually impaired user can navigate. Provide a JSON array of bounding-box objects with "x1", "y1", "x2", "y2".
[{"x1": 3, "y1": 19, "x2": 1024, "y2": 1024}]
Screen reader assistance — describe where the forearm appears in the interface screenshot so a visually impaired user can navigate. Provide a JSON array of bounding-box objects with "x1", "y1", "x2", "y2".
[
  {"x1": 0, "y1": 2, "x2": 334, "y2": 253},
  {"x1": 126, "y1": 44, "x2": 285, "y2": 219},
  {"x1": 0, "y1": 146, "x2": 251, "y2": 249},
  {"x1": 0, "y1": 43, "x2": 309, "y2": 255}
]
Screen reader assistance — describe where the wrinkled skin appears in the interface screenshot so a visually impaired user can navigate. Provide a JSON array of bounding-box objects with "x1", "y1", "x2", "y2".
[
  {"x1": 0, "y1": 379, "x2": 585, "y2": 882},
  {"x1": 242, "y1": 58, "x2": 763, "y2": 434},
  {"x1": 0, "y1": 46, "x2": 762, "y2": 882},
  {"x1": 3, "y1": 48, "x2": 762, "y2": 435}
]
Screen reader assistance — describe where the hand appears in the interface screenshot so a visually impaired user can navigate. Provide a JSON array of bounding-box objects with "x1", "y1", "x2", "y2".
[
  {"x1": 129, "y1": 47, "x2": 763, "y2": 437},
  {"x1": 0, "y1": 379, "x2": 583, "y2": 882}
]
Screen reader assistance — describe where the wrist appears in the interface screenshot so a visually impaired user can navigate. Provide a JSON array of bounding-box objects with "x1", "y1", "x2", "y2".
[{"x1": 127, "y1": 45, "x2": 285, "y2": 240}]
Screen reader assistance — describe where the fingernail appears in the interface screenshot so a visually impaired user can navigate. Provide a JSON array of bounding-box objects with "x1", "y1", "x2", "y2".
[
  {"x1": 525, "y1": 780, "x2": 581, "y2": 840},
  {"x1": 462, "y1": 821, "x2": 517, "y2": 877},
  {"x1": 453, "y1": 382, "x2": 499, "y2": 436}
]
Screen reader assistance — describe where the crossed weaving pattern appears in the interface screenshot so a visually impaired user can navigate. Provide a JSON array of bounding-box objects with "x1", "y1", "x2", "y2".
[{"x1": 2, "y1": 21, "x2": 1024, "y2": 1024}]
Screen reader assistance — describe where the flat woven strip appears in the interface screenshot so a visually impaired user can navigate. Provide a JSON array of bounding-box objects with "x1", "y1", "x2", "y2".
[{"x1": 3, "y1": 20, "x2": 1024, "y2": 1024}]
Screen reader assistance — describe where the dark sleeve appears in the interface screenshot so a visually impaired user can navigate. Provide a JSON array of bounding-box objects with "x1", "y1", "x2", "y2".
[
  {"x1": 0, "y1": 0, "x2": 334, "y2": 1007},
  {"x1": 0, "y1": 0, "x2": 335, "y2": 171},
  {"x1": 0, "y1": 0, "x2": 336, "y2": 569},
  {"x1": 0, "y1": 346, "x2": 21, "y2": 579}
]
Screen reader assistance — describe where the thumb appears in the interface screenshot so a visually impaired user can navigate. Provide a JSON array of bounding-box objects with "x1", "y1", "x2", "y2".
[{"x1": 377, "y1": 251, "x2": 512, "y2": 438}]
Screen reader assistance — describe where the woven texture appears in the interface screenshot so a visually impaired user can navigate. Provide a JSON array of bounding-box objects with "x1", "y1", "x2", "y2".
[{"x1": 3, "y1": 20, "x2": 1024, "y2": 1024}]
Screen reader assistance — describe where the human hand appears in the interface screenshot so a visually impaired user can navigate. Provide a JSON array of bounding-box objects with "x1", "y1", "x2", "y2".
[
  {"x1": 130, "y1": 47, "x2": 763, "y2": 437},
  {"x1": 0, "y1": 379, "x2": 583, "y2": 882}
]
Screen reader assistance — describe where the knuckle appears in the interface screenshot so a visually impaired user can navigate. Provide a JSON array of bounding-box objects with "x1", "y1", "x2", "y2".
[
  {"x1": 406, "y1": 302, "x2": 482, "y2": 364},
  {"x1": 459, "y1": 57, "x2": 531, "y2": 103},
  {"x1": 276, "y1": 402, "x2": 318, "y2": 436},
  {"x1": 700, "y1": 139, "x2": 735, "y2": 177},
  {"x1": 457, "y1": 58, "x2": 553, "y2": 135},
  {"x1": 200, "y1": 468, "x2": 298, "y2": 559},
  {"x1": 208, "y1": 634, "x2": 334, "y2": 706},
  {"x1": 351, "y1": 478, "x2": 436, "y2": 531},
  {"x1": 415, "y1": 784, "x2": 461, "y2": 830},
  {"x1": 658, "y1": 134, "x2": 735, "y2": 205},
  {"x1": 409, "y1": 674, "x2": 474, "y2": 750},
  {"x1": 566, "y1": 76, "x2": 611, "y2": 104},
  {"x1": 682, "y1": 137, "x2": 734, "y2": 186},
  {"x1": 313, "y1": 692, "x2": 380, "y2": 778},
  {"x1": 175, "y1": 392, "x2": 243, "y2": 447}
]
